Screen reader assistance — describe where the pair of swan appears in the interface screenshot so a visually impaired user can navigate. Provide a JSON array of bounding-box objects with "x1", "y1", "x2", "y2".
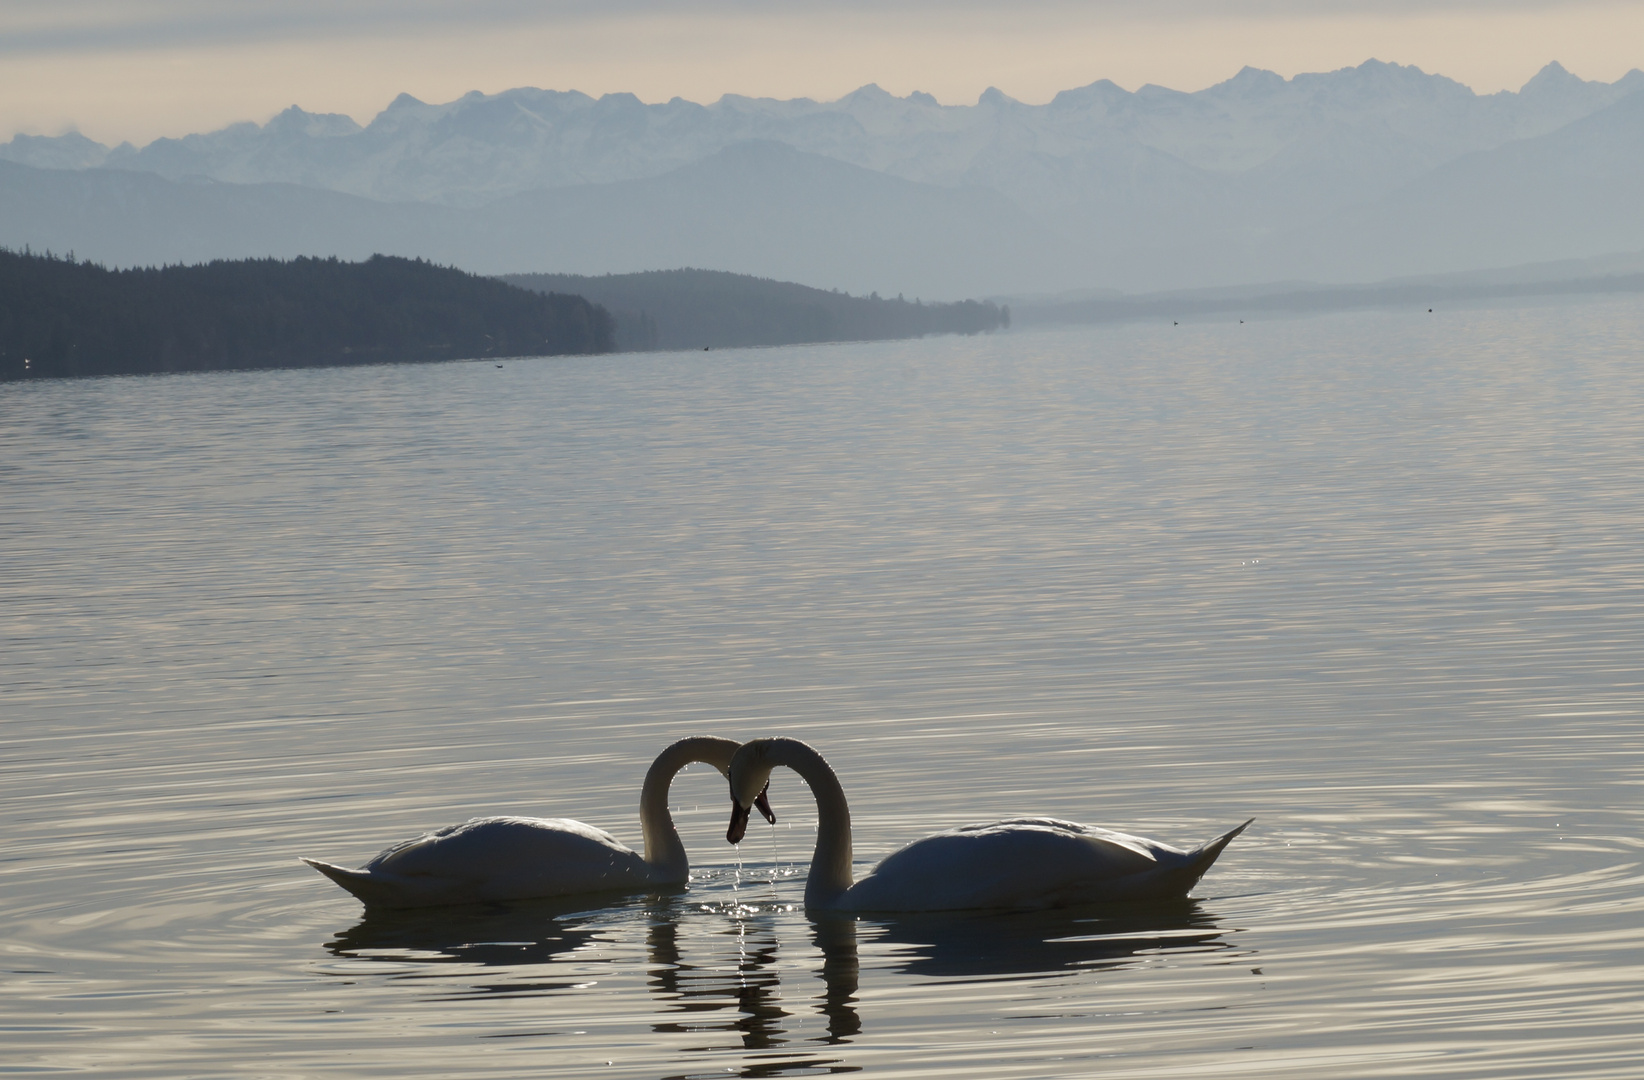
[{"x1": 305, "y1": 735, "x2": 1248, "y2": 912}]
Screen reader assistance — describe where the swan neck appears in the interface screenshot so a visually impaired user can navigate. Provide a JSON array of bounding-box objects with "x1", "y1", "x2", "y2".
[
  {"x1": 768, "y1": 739, "x2": 853, "y2": 908},
  {"x1": 639, "y1": 736, "x2": 738, "y2": 881}
]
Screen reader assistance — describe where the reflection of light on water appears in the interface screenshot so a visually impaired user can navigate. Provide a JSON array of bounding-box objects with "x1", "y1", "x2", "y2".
[{"x1": 735, "y1": 900, "x2": 748, "y2": 991}]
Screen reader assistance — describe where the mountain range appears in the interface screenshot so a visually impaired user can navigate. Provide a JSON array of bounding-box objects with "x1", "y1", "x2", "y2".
[{"x1": 4, "y1": 60, "x2": 1642, "y2": 297}]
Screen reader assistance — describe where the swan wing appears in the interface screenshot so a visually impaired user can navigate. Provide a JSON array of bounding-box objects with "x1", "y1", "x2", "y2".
[
  {"x1": 840, "y1": 817, "x2": 1235, "y2": 912},
  {"x1": 307, "y1": 816, "x2": 649, "y2": 908}
]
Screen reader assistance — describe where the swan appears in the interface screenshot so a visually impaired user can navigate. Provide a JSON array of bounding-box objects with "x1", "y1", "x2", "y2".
[
  {"x1": 724, "y1": 737, "x2": 1249, "y2": 912},
  {"x1": 302, "y1": 736, "x2": 773, "y2": 909}
]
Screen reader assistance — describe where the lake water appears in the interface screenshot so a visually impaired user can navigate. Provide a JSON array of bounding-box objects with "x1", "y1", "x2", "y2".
[{"x1": 3, "y1": 299, "x2": 1643, "y2": 1079}]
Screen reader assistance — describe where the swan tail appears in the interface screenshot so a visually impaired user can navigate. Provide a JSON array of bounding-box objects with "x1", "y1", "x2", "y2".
[
  {"x1": 1174, "y1": 818, "x2": 1253, "y2": 893},
  {"x1": 1134, "y1": 818, "x2": 1252, "y2": 899},
  {"x1": 301, "y1": 857, "x2": 404, "y2": 907}
]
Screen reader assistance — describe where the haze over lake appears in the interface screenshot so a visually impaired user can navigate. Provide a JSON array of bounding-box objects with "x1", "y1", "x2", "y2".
[{"x1": 3, "y1": 300, "x2": 1642, "y2": 1078}]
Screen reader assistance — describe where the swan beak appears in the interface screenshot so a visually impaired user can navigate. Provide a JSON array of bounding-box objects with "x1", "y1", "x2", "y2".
[
  {"x1": 727, "y1": 799, "x2": 751, "y2": 844},
  {"x1": 728, "y1": 782, "x2": 774, "y2": 843}
]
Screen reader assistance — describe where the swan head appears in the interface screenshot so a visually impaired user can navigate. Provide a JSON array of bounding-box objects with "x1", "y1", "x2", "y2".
[{"x1": 726, "y1": 739, "x2": 781, "y2": 844}]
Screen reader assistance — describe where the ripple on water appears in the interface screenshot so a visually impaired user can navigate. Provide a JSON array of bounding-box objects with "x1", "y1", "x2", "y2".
[{"x1": 3, "y1": 304, "x2": 1644, "y2": 1077}]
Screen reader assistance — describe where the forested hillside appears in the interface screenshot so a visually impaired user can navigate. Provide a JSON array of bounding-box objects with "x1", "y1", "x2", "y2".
[
  {"x1": 1, "y1": 251, "x2": 612, "y2": 380},
  {"x1": 501, "y1": 267, "x2": 1009, "y2": 351}
]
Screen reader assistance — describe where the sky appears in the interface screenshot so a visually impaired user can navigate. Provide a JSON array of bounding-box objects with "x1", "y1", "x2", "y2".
[{"x1": 3, "y1": 0, "x2": 1643, "y2": 145}]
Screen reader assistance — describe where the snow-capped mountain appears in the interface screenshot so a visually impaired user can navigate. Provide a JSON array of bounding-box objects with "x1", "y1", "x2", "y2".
[
  {"x1": 10, "y1": 60, "x2": 1633, "y2": 208},
  {"x1": 3, "y1": 60, "x2": 1641, "y2": 295}
]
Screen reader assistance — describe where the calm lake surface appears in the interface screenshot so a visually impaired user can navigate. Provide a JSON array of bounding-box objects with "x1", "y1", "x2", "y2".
[{"x1": 3, "y1": 299, "x2": 1643, "y2": 1078}]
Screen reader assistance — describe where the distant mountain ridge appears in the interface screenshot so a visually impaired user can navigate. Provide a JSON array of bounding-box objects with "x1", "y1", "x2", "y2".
[
  {"x1": 9, "y1": 60, "x2": 1633, "y2": 210},
  {"x1": 4, "y1": 60, "x2": 1642, "y2": 295},
  {"x1": 1255, "y1": 89, "x2": 1644, "y2": 282},
  {"x1": 0, "y1": 142, "x2": 1070, "y2": 298}
]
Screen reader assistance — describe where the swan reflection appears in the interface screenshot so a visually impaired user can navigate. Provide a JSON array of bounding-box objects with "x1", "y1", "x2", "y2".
[
  {"x1": 648, "y1": 916, "x2": 785, "y2": 1047},
  {"x1": 863, "y1": 899, "x2": 1232, "y2": 981},
  {"x1": 321, "y1": 893, "x2": 635, "y2": 998},
  {"x1": 812, "y1": 915, "x2": 862, "y2": 1043},
  {"x1": 317, "y1": 893, "x2": 1234, "y2": 1073},
  {"x1": 647, "y1": 906, "x2": 860, "y2": 1052}
]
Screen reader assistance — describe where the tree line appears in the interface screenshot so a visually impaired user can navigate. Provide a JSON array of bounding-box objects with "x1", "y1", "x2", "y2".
[
  {"x1": 501, "y1": 268, "x2": 1009, "y2": 352},
  {"x1": 1, "y1": 250, "x2": 614, "y2": 381}
]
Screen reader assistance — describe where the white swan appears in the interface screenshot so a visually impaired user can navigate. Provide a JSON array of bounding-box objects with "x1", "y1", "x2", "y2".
[
  {"x1": 725, "y1": 737, "x2": 1249, "y2": 912},
  {"x1": 303, "y1": 736, "x2": 773, "y2": 909}
]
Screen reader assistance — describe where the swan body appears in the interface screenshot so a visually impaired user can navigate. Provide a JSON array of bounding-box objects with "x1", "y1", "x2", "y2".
[
  {"x1": 304, "y1": 736, "x2": 771, "y2": 909},
  {"x1": 726, "y1": 737, "x2": 1249, "y2": 913},
  {"x1": 304, "y1": 816, "x2": 647, "y2": 908}
]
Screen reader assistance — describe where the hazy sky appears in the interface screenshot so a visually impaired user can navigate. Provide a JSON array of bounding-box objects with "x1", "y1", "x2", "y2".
[{"x1": 4, "y1": 0, "x2": 1642, "y2": 144}]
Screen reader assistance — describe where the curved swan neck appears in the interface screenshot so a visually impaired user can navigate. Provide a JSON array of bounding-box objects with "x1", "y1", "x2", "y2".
[
  {"x1": 639, "y1": 736, "x2": 739, "y2": 880},
  {"x1": 761, "y1": 738, "x2": 854, "y2": 908}
]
